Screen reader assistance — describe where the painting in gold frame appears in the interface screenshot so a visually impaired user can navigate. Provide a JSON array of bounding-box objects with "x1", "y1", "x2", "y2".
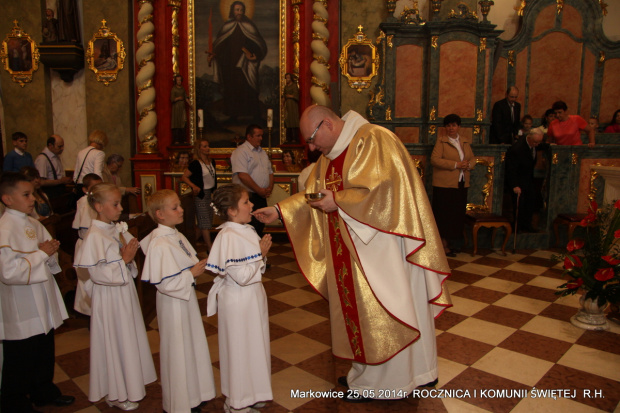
[
  {"x1": 339, "y1": 26, "x2": 379, "y2": 93},
  {"x1": 86, "y1": 20, "x2": 126, "y2": 86},
  {"x1": 0, "y1": 21, "x2": 40, "y2": 87},
  {"x1": 188, "y1": 0, "x2": 286, "y2": 152}
]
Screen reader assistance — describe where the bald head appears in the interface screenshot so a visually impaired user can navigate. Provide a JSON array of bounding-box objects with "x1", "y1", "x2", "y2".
[
  {"x1": 506, "y1": 86, "x2": 519, "y2": 104},
  {"x1": 300, "y1": 105, "x2": 344, "y2": 155},
  {"x1": 526, "y1": 128, "x2": 543, "y2": 148},
  {"x1": 47, "y1": 134, "x2": 65, "y2": 155}
]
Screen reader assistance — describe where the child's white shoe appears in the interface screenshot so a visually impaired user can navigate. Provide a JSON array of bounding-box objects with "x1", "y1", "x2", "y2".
[{"x1": 105, "y1": 398, "x2": 139, "y2": 411}]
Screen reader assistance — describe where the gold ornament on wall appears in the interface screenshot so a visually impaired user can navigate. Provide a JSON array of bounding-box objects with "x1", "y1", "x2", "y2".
[
  {"x1": 86, "y1": 20, "x2": 126, "y2": 86},
  {"x1": 385, "y1": 106, "x2": 392, "y2": 121},
  {"x1": 340, "y1": 26, "x2": 380, "y2": 93},
  {"x1": 0, "y1": 20, "x2": 40, "y2": 87},
  {"x1": 430, "y1": 106, "x2": 436, "y2": 121},
  {"x1": 466, "y1": 159, "x2": 494, "y2": 212},
  {"x1": 400, "y1": 3, "x2": 426, "y2": 25},
  {"x1": 552, "y1": 153, "x2": 558, "y2": 165},
  {"x1": 476, "y1": 109, "x2": 483, "y2": 122},
  {"x1": 429, "y1": 125, "x2": 436, "y2": 135},
  {"x1": 507, "y1": 50, "x2": 515, "y2": 67},
  {"x1": 515, "y1": 1, "x2": 526, "y2": 17},
  {"x1": 479, "y1": 38, "x2": 486, "y2": 52},
  {"x1": 473, "y1": 125, "x2": 481, "y2": 135},
  {"x1": 431, "y1": 36, "x2": 438, "y2": 49},
  {"x1": 599, "y1": 0, "x2": 608, "y2": 16},
  {"x1": 557, "y1": 0, "x2": 564, "y2": 15}
]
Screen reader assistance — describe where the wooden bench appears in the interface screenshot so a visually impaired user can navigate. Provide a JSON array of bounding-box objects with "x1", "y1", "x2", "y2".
[{"x1": 464, "y1": 212, "x2": 512, "y2": 256}]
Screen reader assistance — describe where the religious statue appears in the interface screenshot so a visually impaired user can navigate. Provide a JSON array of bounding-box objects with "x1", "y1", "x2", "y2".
[
  {"x1": 171, "y1": 74, "x2": 192, "y2": 145},
  {"x1": 283, "y1": 73, "x2": 300, "y2": 142},
  {"x1": 57, "y1": 0, "x2": 81, "y2": 44},
  {"x1": 42, "y1": 9, "x2": 59, "y2": 43}
]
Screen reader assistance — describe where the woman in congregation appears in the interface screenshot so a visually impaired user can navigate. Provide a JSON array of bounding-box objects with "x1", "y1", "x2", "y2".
[
  {"x1": 604, "y1": 109, "x2": 620, "y2": 133},
  {"x1": 102, "y1": 154, "x2": 140, "y2": 196},
  {"x1": 547, "y1": 101, "x2": 595, "y2": 147},
  {"x1": 20, "y1": 166, "x2": 53, "y2": 219},
  {"x1": 182, "y1": 138, "x2": 217, "y2": 251},
  {"x1": 73, "y1": 130, "x2": 108, "y2": 195},
  {"x1": 281, "y1": 150, "x2": 302, "y2": 172},
  {"x1": 431, "y1": 114, "x2": 475, "y2": 257}
]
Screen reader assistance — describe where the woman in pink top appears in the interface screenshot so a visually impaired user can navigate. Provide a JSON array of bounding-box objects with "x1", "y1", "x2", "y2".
[
  {"x1": 547, "y1": 101, "x2": 595, "y2": 147},
  {"x1": 604, "y1": 109, "x2": 620, "y2": 133}
]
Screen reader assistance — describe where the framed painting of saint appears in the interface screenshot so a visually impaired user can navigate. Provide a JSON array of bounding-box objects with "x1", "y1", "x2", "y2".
[
  {"x1": 190, "y1": 0, "x2": 286, "y2": 149},
  {"x1": 0, "y1": 21, "x2": 40, "y2": 87}
]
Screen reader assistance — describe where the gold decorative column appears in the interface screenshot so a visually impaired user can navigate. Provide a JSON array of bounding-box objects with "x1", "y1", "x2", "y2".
[
  {"x1": 169, "y1": 0, "x2": 181, "y2": 76},
  {"x1": 310, "y1": 0, "x2": 331, "y2": 106},
  {"x1": 136, "y1": 0, "x2": 158, "y2": 153},
  {"x1": 292, "y1": 0, "x2": 302, "y2": 78}
]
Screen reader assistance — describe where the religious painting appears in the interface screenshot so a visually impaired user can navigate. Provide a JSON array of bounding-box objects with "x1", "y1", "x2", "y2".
[
  {"x1": 86, "y1": 20, "x2": 126, "y2": 86},
  {"x1": 339, "y1": 27, "x2": 379, "y2": 93},
  {"x1": 190, "y1": 0, "x2": 285, "y2": 149},
  {"x1": 0, "y1": 21, "x2": 40, "y2": 87}
]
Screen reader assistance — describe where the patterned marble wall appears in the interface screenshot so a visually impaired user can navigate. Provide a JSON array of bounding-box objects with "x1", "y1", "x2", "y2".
[{"x1": 50, "y1": 69, "x2": 87, "y2": 171}]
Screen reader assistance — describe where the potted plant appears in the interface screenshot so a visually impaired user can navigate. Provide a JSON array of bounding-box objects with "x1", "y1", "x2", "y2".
[{"x1": 554, "y1": 200, "x2": 620, "y2": 330}]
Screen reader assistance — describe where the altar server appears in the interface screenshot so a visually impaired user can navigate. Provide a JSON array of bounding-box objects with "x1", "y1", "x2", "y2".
[
  {"x1": 141, "y1": 189, "x2": 215, "y2": 413},
  {"x1": 0, "y1": 172, "x2": 74, "y2": 412},
  {"x1": 207, "y1": 184, "x2": 273, "y2": 413},
  {"x1": 71, "y1": 173, "x2": 102, "y2": 315},
  {"x1": 74, "y1": 183, "x2": 156, "y2": 411}
]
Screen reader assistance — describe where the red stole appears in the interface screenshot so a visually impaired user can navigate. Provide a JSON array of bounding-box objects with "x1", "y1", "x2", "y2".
[{"x1": 325, "y1": 148, "x2": 367, "y2": 363}]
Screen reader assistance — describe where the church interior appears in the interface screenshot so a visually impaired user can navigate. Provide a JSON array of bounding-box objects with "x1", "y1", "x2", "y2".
[{"x1": 1, "y1": 0, "x2": 620, "y2": 412}]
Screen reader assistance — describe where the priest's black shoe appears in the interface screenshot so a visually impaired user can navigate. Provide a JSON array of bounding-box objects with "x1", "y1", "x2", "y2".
[
  {"x1": 34, "y1": 394, "x2": 75, "y2": 407},
  {"x1": 419, "y1": 378, "x2": 439, "y2": 388},
  {"x1": 337, "y1": 376, "x2": 348, "y2": 388}
]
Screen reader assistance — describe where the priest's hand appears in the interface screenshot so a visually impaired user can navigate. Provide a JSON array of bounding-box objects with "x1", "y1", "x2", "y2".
[
  {"x1": 260, "y1": 234, "x2": 272, "y2": 257},
  {"x1": 191, "y1": 258, "x2": 208, "y2": 278},
  {"x1": 39, "y1": 239, "x2": 60, "y2": 256},
  {"x1": 121, "y1": 238, "x2": 140, "y2": 264},
  {"x1": 253, "y1": 206, "x2": 279, "y2": 224},
  {"x1": 309, "y1": 189, "x2": 337, "y2": 213}
]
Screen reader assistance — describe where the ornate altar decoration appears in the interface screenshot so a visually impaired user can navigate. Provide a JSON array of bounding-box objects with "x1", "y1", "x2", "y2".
[
  {"x1": 339, "y1": 26, "x2": 379, "y2": 93},
  {"x1": 0, "y1": 20, "x2": 40, "y2": 87},
  {"x1": 86, "y1": 20, "x2": 126, "y2": 86}
]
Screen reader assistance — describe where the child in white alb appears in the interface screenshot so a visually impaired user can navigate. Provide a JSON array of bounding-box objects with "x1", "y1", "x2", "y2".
[
  {"x1": 206, "y1": 184, "x2": 273, "y2": 413},
  {"x1": 141, "y1": 189, "x2": 216, "y2": 413},
  {"x1": 73, "y1": 183, "x2": 156, "y2": 411},
  {"x1": 0, "y1": 172, "x2": 74, "y2": 411},
  {"x1": 72, "y1": 173, "x2": 102, "y2": 315}
]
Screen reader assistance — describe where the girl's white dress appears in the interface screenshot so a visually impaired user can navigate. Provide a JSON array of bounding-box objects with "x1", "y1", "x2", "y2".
[
  {"x1": 140, "y1": 224, "x2": 216, "y2": 413},
  {"x1": 74, "y1": 220, "x2": 156, "y2": 403},
  {"x1": 206, "y1": 222, "x2": 272, "y2": 410},
  {"x1": 72, "y1": 196, "x2": 97, "y2": 315}
]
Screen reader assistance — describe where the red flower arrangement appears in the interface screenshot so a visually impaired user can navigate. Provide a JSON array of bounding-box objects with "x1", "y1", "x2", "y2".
[{"x1": 555, "y1": 201, "x2": 620, "y2": 306}]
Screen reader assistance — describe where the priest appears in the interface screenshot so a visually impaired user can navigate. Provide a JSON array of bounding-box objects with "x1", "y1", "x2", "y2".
[{"x1": 254, "y1": 105, "x2": 452, "y2": 401}]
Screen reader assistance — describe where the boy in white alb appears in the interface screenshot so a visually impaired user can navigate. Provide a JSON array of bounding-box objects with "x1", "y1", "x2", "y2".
[
  {"x1": 141, "y1": 189, "x2": 215, "y2": 413},
  {"x1": 72, "y1": 173, "x2": 102, "y2": 315},
  {"x1": 0, "y1": 172, "x2": 75, "y2": 412}
]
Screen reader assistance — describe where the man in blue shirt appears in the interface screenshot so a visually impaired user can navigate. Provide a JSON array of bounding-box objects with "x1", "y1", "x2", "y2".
[
  {"x1": 230, "y1": 124, "x2": 274, "y2": 236},
  {"x1": 3, "y1": 132, "x2": 34, "y2": 172}
]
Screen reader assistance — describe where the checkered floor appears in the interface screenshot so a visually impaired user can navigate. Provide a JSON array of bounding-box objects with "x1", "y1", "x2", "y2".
[{"x1": 43, "y1": 239, "x2": 620, "y2": 413}]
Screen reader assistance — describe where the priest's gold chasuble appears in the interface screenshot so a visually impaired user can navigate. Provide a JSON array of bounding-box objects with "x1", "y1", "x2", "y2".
[{"x1": 279, "y1": 124, "x2": 452, "y2": 364}]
